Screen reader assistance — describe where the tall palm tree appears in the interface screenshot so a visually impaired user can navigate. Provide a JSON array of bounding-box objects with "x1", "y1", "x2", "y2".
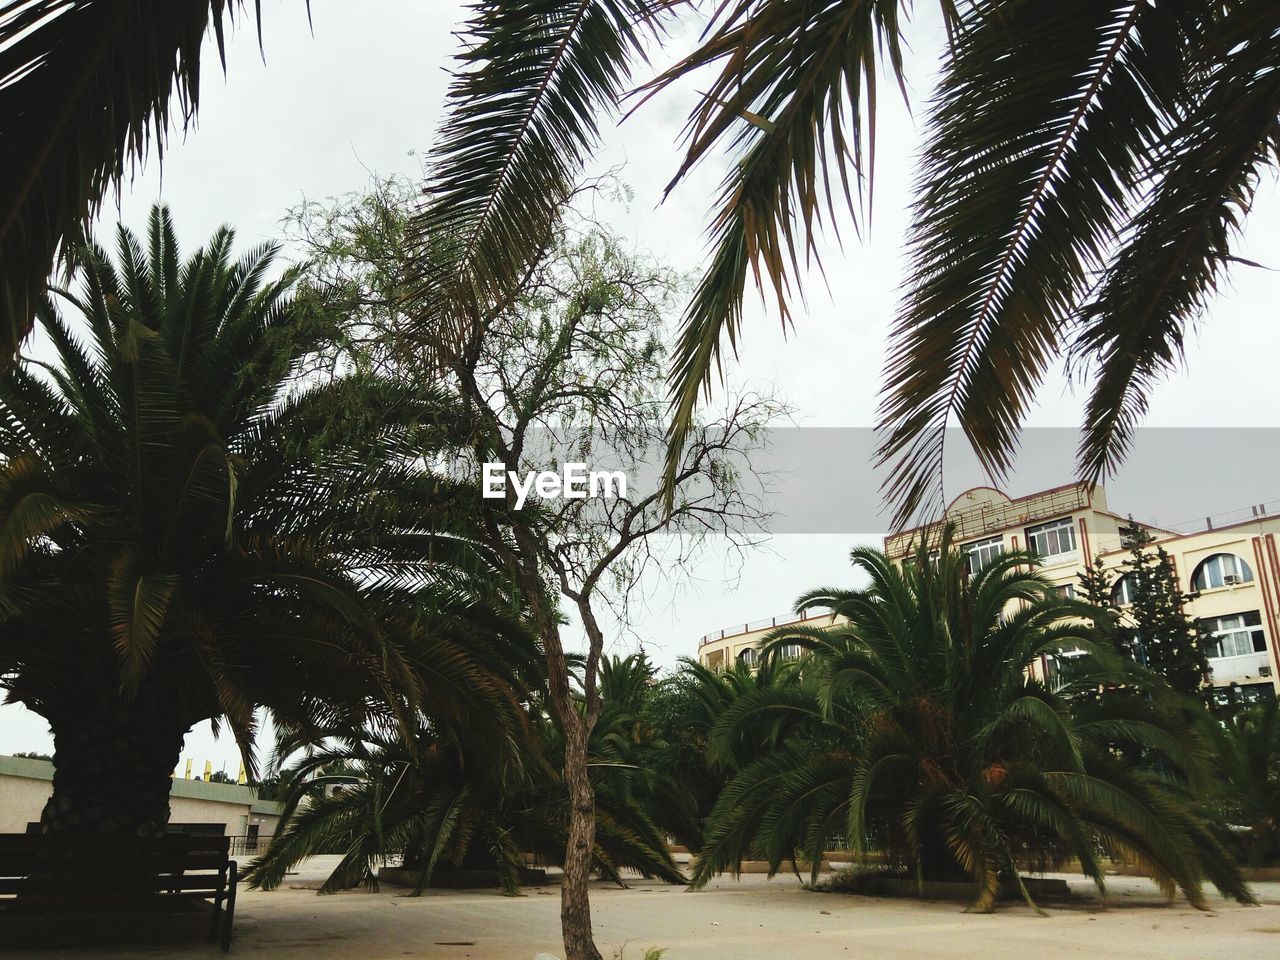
[
  {"x1": 691, "y1": 540, "x2": 1254, "y2": 911},
  {"x1": 0, "y1": 205, "x2": 523, "y2": 837}
]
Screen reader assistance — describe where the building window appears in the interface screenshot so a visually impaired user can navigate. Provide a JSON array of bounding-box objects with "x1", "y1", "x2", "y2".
[
  {"x1": 1202, "y1": 611, "x2": 1266, "y2": 659},
  {"x1": 1025, "y1": 518, "x2": 1076, "y2": 561},
  {"x1": 1055, "y1": 583, "x2": 1075, "y2": 600},
  {"x1": 963, "y1": 536, "x2": 1004, "y2": 576},
  {"x1": 737, "y1": 647, "x2": 759, "y2": 668},
  {"x1": 1191, "y1": 553, "x2": 1254, "y2": 591},
  {"x1": 775, "y1": 643, "x2": 804, "y2": 661},
  {"x1": 1112, "y1": 574, "x2": 1137, "y2": 606}
]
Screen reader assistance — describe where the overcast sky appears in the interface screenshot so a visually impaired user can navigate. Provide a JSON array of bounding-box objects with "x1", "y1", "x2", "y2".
[{"x1": 3, "y1": 0, "x2": 1278, "y2": 775}]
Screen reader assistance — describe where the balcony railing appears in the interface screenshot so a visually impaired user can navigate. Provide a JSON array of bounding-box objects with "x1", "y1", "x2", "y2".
[
  {"x1": 699, "y1": 608, "x2": 833, "y2": 647},
  {"x1": 885, "y1": 484, "x2": 1092, "y2": 558},
  {"x1": 1164, "y1": 500, "x2": 1280, "y2": 536}
]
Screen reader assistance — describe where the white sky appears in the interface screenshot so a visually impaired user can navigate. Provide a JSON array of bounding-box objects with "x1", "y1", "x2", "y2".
[{"x1": 2, "y1": 0, "x2": 1278, "y2": 774}]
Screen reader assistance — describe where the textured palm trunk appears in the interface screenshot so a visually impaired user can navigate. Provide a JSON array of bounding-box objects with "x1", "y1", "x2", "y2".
[
  {"x1": 40, "y1": 696, "x2": 187, "y2": 838},
  {"x1": 560, "y1": 718, "x2": 601, "y2": 960}
]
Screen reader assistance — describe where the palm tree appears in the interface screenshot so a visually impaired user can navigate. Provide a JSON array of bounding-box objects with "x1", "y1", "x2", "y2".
[
  {"x1": 589, "y1": 653, "x2": 703, "y2": 854},
  {"x1": 691, "y1": 539, "x2": 1254, "y2": 911},
  {"x1": 0, "y1": 1, "x2": 253, "y2": 368},
  {"x1": 246, "y1": 654, "x2": 691, "y2": 894},
  {"x1": 0, "y1": 205, "x2": 524, "y2": 837},
  {"x1": 1214, "y1": 698, "x2": 1280, "y2": 865},
  {"x1": 245, "y1": 717, "x2": 536, "y2": 895},
  {"x1": 685, "y1": 656, "x2": 861, "y2": 885}
]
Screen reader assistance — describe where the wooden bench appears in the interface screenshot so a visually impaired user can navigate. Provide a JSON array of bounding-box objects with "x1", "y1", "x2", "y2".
[{"x1": 0, "y1": 834, "x2": 238, "y2": 951}]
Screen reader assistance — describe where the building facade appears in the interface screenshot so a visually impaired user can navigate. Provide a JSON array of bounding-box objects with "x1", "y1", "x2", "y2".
[
  {"x1": 697, "y1": 610, "x2": 840, "y2": 671},
  {"x1": 698, "y1": 483, "x2": 1280, "y2": 702},
  {"x1": 0, "y1": 754, "x2": 283, "y2": 847}
]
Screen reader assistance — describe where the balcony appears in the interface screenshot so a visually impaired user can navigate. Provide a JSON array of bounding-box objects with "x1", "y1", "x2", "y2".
[{"x1": 1207, "y1": 652, "x2": 1274, "y2": 686}]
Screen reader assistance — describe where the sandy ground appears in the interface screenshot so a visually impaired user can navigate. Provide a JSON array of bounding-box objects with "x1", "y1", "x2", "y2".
[{"x1": 23, "y1": 857, "x2": 1280, "y2": 960}]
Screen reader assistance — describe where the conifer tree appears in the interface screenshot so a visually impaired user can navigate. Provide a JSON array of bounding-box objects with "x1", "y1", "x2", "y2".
[{"x1": 1117, "y1": 523, "x2": 1209, "y2": 698}]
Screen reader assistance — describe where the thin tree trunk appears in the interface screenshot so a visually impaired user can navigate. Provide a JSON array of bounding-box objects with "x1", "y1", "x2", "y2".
[
  {"x1": 558, "y1": 592, "x2": 610, "y2": 960},
  {"x1": 560, "y1": 714, "x2": 602, "y2": 960},
  {"x1": 40, "y1": 694, "x2": 187, "y2": 838},
  {"x1": 506, "y1": 523, "x2": 604, "y2": 960}
]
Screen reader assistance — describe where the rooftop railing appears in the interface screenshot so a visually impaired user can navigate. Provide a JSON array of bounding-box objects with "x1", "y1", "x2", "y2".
[
  {"x1": 884, "y1": 484, "x2": 1092, "y2": 558},
  {"x1": 1163, "y1": 500, "x2": 1280, "y2": 536},
  {"x1": 698, "y1": 607, "x2": 833, "y2": 647}
]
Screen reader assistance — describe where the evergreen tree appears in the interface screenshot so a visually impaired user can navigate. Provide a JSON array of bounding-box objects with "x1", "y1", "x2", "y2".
[
  {"x1": 1078, "y1": 557, "x2": 1122, "y2": 642},
  {"x1": 1117, "y1": 523, "x2": 1210, "y2": 698}
]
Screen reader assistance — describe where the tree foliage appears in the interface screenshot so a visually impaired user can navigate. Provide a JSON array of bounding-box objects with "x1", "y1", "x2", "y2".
[
  {"x1": 0, "y1": 0, "x2": 258, "y2": 366},
  {"x1": 689, "y1": 537, "x2": 1253, "y2": 911},
  {"x1": 1213, "y1": 698, "x2": 1280, "y2": 866},
  {"x1": 246, "y1": 653, "x2": 694, "y2": 894},
  {"x1": 6, "y1": 2, "x2": 1275, "y2": 528},
  {"x1": 1078, "y1": 524, "x2": 1209, "y2": 698},
  {"x1": 0, "y1": 204, "x2": 531, "y2": 834}
]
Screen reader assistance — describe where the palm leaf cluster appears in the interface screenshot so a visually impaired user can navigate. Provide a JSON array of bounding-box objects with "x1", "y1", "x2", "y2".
[
  {"x1": 648, "y1": 0, "x2": 948, "y2": 486},
  {"x1": 1213, "y1": 698, "x2": 1280, "y2": 866},
  {"x1": 689, "y1": 538, "x2": 1254, "y2": 911},
  {"x1": 247, "y1": 654, "x2": 694, "y2": 894},
  {"x1": 4, "y1": 1, "x2": 1274, "y2": 525},
  {"x1": 878, "y1": 0, "x2": 1280, "y2": 523},
  {"x1": 0, "y1": 205, "x2": 532, "y2": 831},
  {"x1": 407, "y1": 0, "x2": 1277, "y2": 520},
  {"x1": 407, "y1": 0, "x2": 666, "y2": 355},
  {"x1": 0, "y1": 0, "x2": 256, "y2": 366}
]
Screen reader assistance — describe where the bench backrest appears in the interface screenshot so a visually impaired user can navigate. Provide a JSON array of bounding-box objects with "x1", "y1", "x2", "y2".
[{"x1": 0, "y1": 834, "x2": 232, "y2": 905}]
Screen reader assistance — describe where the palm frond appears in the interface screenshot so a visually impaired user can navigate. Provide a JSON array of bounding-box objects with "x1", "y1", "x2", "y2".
[
  {"x1": 877, "y1": 0, "x2": 1206, "y2": 526},
  {"x1": 0, "y1": 0, "x2": 255, "y2": 365},
  {"x1": 1072, "y1": 0, "x2": 1280, "y2": 481},
  {"x1": 410, "y1": 0, "x2": 664, "y2": 354},
  {"x1": 657, "y1": 0, "x2": 944, "y2": 498}
]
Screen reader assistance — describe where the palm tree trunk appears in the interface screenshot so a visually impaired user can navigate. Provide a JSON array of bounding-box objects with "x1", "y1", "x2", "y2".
[
  {"x1": 40, "y1": 695, "x2": 187, "y2": 838},
  {"x1": 560, "y1": 716, "x2": 601, "y2": 960}
]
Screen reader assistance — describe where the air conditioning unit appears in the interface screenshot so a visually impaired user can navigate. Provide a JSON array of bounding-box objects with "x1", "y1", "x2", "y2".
[
  {"x1": 1261, "y1": 665, "x2": 1273, "y2": 677},
  {"x1": 1224, "y1": 574, "x2": 1241, "y2": 586}
]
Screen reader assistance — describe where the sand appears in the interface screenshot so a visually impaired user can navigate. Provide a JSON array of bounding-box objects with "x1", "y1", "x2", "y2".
[{"x1": 24, "y1": 858, "x2": 1280, "y2": 959}]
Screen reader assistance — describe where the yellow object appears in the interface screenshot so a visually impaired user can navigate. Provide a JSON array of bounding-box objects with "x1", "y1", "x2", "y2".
[
  {"x1": 237, "y1": 763, "x2": 247, "y2": 785},
  {"x1": 184, "y1": 758, "x2": 193, "y2": 779},
  {"x1": 203, "y1": 760, "x2": 213, "y2": 781}
]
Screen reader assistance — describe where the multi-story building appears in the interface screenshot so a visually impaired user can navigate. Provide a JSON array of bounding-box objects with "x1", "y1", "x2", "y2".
[{"x1": 697, "y1": 483, "x2": 1280, "y2": 702}]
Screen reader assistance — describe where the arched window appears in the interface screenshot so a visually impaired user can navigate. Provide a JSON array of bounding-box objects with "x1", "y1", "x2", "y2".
[
  {"x1": 1191, "y1": 553, "x2": 1254, "y2": 591},
  {"x1": 737, "y1": 647, "x2": 760, "y2": 668},
  {"x1": 1112, "y1": 574, "x2": 1137, "y2": 606}
]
